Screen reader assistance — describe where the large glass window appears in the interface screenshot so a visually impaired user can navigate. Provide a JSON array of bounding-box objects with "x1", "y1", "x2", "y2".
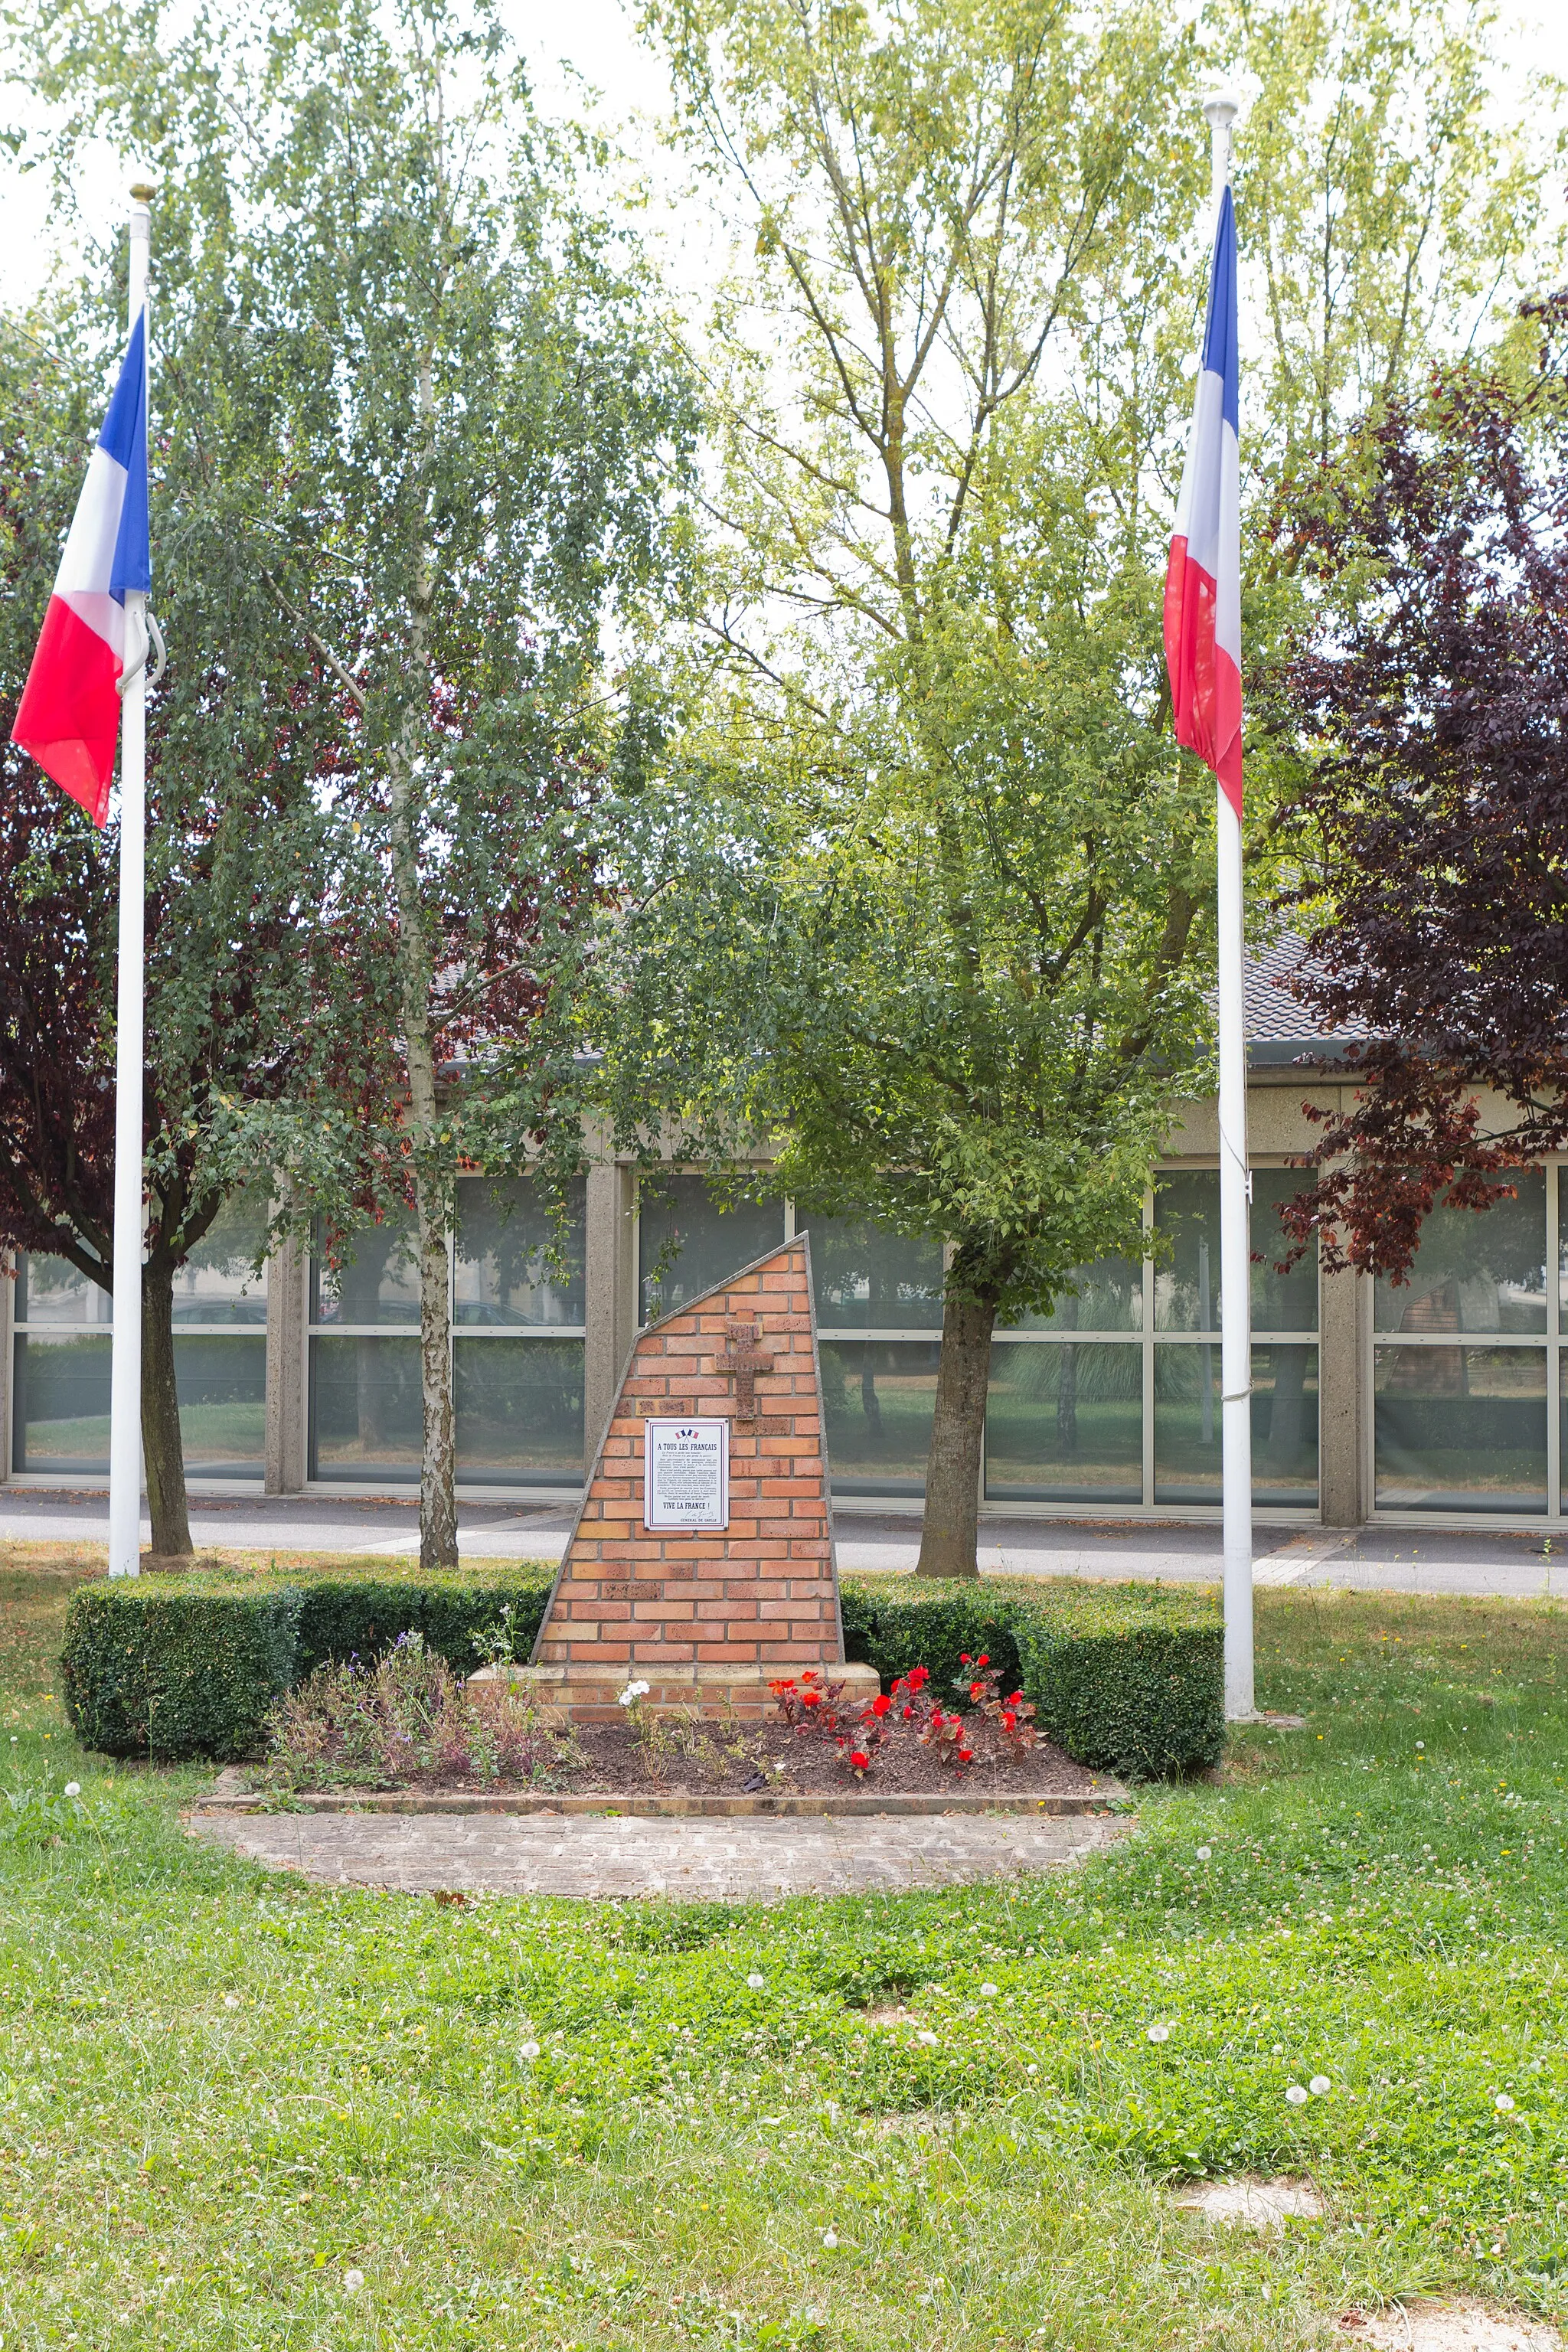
[
  {"x1": 309, "y1": 1177, "x2": 586, "y2": 1487},
  {"x1": 980, "y1": 1167, "x2": 1321, "y2": 1513},
  {"x1": 638, "y1": 1176, "x2": 786, "y2": 1323},
  {"x1": 1154, "y1": 1344, "x2": 1320, "y2": 1508},
  {"x1": 172, "y1": 1191, "x2": 269, "y2": 1325},
  {"x1": 1375, "y1": 1172, "x2": 1547, "y2": 1334},
  {"x1": 795, "y1": 1211, "x2": 943, "y2": 1330},
  {"x1": 1370, "y1": 1170, "x2": 1555, "y2": 1516},
  {"x1": 819, "y1": 1340, "x2": 940, "y2": 1497},
  {"x1": 1377, "y1": 1344, "x2": 1547, "y2": 1514},
  {"x1": 455, "y1": 1178, "x2": 585, "y2": 1325},
  {"x1": 985, "y1": 1340, "x2": 1142, "y2": 1504},
  {"x1": 11, "y1": 1329, "x2": 113, "y2": 1474},
  {"x1": 11, "y1": 1194, "x2": 269, "y2": 1479}
]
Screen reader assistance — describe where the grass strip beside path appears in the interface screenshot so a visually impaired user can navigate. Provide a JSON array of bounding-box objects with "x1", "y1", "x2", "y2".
[{"x1": 2, "y1": 1550, "x2": 1566, "y2": 2348}]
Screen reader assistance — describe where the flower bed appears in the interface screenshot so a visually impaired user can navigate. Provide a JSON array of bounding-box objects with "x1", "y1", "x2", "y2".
[{"x1": 260, "y1": 1636, "x2": 1112, "y2": 1798}]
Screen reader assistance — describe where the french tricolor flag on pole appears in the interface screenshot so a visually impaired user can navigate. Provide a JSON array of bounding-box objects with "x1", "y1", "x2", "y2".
[
  {"x1": 1164, "y1": 185, "x2": 1242, "y2": 815},
  {"x1": 11, "y1": 310, "x2": 151, "y2": 825},
  {"x1": 1166, "y1": 100, "x2": 1254, "y2": 1725}
]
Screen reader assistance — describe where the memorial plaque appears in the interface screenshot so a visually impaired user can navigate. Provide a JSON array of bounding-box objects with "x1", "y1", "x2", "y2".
[{"x1": 643, "y1": 1418, "x2": 729, "y2": 1530}]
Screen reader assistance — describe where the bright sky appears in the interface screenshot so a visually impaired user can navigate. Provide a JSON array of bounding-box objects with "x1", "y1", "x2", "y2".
[{"x1": 2, "y1": 0, "x2": 1566, "y2": 322}]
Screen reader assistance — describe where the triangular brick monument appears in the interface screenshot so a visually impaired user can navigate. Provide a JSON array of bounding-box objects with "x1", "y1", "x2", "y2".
[{"x1": 515, "y1": 1234, "x2": 877, "y2": 1720}]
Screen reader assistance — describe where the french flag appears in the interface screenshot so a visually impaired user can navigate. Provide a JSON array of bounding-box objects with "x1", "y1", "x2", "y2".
[
  {"x1": 11, "y1": 312, "x2": 151, "y2": 826},
  {"x1": 1164, "y1": 187, "x2": 1241, "y2": 815}
]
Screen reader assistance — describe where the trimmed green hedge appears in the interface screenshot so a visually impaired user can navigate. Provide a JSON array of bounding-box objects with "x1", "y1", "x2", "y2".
[
  {"x1": 60, "y1": 1586, "x2": 304, "y2": 1763},
  {"x1": 60, "y1": 1565, "x2": 557, "y2": 1762},
  {"x1": 841, "y1": 1575, "x2": 1223, "y2": 1782},
  {"x1": 60, "y1": 1562, "x2": 1220, "y2": 1777}
]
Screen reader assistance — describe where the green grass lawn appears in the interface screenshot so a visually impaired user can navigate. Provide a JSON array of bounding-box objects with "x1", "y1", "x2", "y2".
[{"x1": 3, "y1": 1547, "x2": 1568, "y2": 2348}]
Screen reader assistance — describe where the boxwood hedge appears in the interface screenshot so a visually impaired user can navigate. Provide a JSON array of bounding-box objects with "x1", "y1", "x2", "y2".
[
  {"x1": 840, "y1": 1576, "x2": 1222, "y2": 1781},
  {"x1": 60, "y1": 1565, "x2": 557, "y2": 1762},
  {"x1": 61, "y1": 1564, "x2": 1221, "y2": 1776}
]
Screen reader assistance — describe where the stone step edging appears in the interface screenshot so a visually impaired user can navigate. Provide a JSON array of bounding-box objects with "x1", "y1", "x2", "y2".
[{"x1": 192, "y1": 1785, "x2": 1129, "y2": 1821}]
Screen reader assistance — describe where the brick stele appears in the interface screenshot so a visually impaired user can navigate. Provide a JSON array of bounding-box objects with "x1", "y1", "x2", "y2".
[{"x1": 482, "y1": 1235, "x2": 878, "y2": 1720}]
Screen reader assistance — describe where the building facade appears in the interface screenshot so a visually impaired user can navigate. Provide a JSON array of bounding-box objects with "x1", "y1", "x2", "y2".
[{"x1": 0, "y1": 1056, "x2": 1560, "y2": 1529}]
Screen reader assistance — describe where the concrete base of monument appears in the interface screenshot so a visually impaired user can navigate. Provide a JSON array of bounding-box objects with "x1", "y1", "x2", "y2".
[{"x1": 469, "y1": 1661, "x2": 883, "y2": 1724}]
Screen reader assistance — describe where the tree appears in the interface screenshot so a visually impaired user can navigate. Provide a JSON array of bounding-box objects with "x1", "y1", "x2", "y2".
[
  {"x1": 0, "y1": 313, "x2": 384, "y2": 1555},
  {"x1": 1263, "y1": 294, "x2": 1568, "y2": 1281},
  {"x1": 17, "y1": 0, "x2": 697, "y2": 1566},
  {"x1": 601, "y1": 0, "x2": 1557, "y2": 1574},
  {"x1": 587, "y1": 0, "x2": 1220, "y2": 1576}
]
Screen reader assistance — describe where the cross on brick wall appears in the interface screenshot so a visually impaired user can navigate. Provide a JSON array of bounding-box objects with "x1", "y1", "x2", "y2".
[{"x1": 717, "y1": 1320, "x2": 773, "y2": 1419}]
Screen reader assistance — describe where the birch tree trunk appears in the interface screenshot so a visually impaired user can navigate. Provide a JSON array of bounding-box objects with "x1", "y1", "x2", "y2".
[{"x1": 384, "y1": 352, "x2": 458, "y2": 1573}]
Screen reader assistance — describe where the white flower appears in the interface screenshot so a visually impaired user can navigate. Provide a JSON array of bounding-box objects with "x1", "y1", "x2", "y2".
[
  {"x1": 1309, "y1": 2076, "x2": 1331, "y2": 2096},
  {"x1": 1272, "y1": 2043, "x2": 1285, "y2": 2056},
  {"x1": 916, "y1": 2029, "x2": 939, "y2": 2047},
  {"x1": 519, "y1": 2040, "x2": 541, "y2": 2061},
  {"x1": 64, "y1": 1782, "x2": 81, "y2": 1798},
  {"x1": 343, "y1": 2269, "x2": 365, "y2": 2295},
  {"x1": 746, "y1": 1971, "x2": 765, "y2": 1989},
  {"x1": 1495, "y1": 2093, "x2": 1516, "y2": 2113},
  {"x1": 223, "y1": 1994, "x2": 241, "y2": 2011},
  {"x1": 1025, "y1": 2063, "x2": 1039, "y2": 2076},
  {"x1": 618, "y1": 1679, "x2": 651, "y2": 1707},
  {"x1": 822, "y1": 2230, "x2": 838, "y2": 2249},
  {"x1": 1415, "y1": 1742, "x2": 1424, "y2": 1751},
  {"x1": 979, "y1": 1982, "x2": 999, "y2": 1998},
  {"x1": 1146, "y1": 2024, "x2": 1171, "y2": 2043},
  {"x1": 1195, "y1": 1845, "x2": 1212, "y2": 1861},
  {"x1": 1285, "y1": 2084, "x2": 1309, "y2": 2106}
]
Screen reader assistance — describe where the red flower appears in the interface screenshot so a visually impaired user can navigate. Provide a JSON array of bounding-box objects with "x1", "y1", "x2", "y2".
[
  {"x1": 906, "y1": 1667, "x2": 930, "y2": 1691},
  {"x1": 1001, "y1": 1710, "x2": 1017, "y2": 1731},
  {"x1": 901, "y1": 1704, "x2": 914, "y2": 1720},
  {"x1": 957, "y1": 1747, "x2": 973, "y2": 1762},
  {"x1": 969, "y1": 1682, "x2": 985, "y2": 1700},
  {"x1": 959, "y1": 1654, "x2": 971, "y2": 1665},
  {"x1": 930, "y1": 1708, "x2": 945, "y2": 1726},
  {"x1": 871, "y1": 1694, "x2": 892, "y2": 1717},
  {"x1": 1006, "y1": 1690, "x2": 1024, "y2": 1707},
  {"x1": 800, "y1": 1690, "x2": 822, "y2": 1708},
  {"x1": 976, "y1": 1655, "x2": 990, "y2": 1668},
  {"x1": 850, "y1": 1749, "x2": 871, "y2": 1771}
]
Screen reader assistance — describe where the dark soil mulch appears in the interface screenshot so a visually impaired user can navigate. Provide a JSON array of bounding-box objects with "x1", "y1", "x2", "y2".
[{"x1": 270, "y1": 1714, "x2": 1117, "y2": 1799}]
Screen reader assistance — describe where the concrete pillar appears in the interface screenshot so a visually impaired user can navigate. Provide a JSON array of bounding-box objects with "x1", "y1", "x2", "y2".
[
  {"x1": 264, "y1": 1228, "x2": 307, "y2": 1494},
  {"x1": 1318, "y1": 1258, "x2": 1366, "y2": 1527},
  {"x1": 583, "y1": 1161, "x2": 635, "y2": 1467}
]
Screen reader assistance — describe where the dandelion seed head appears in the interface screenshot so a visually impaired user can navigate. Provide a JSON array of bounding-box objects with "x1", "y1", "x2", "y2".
[
  {"x1": 1495, "y1": 2093, "x2": 1516, "y2": 2113},
  {"x1": 1146, "y1": 2024, "x2": 1171, "y2": 2043},
  {"x1": 746, "y1": 1971, "x2": 766, "y2": 1988},
  {"x1": 1285, "y1": 2084, "x2": 1309, "y2": 2105},
  {"x1": 822, "y1": 2230, "x2": 838, "y2": 2249},
  {"x1": 1309, "y1": 2075, "x2": 1330, "y2": 2095},
  {"x1": 916, "y1": 2029, "x2": 939, "y2": 2047},
  {"x1": 979, "y1": 1982, "x2": 999, "y2": 1998},
  {"x1": 64, "y1": 1782, "x2": 80, "y2": 1798},
  {"x1": 1195, "y1": 1845, "x2": 1211, "y2": 1860},
  {"x1": 519, "y1": 2040, "x2": 541, "y2": 2060},
  {"x1": 343, "y1": 2269, "x2": 365, "y2": 2294}
]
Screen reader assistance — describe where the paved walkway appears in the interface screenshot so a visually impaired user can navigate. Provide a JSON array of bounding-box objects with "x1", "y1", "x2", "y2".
[
  {"x1": 188, "y1": 1808, "x2": 1122, "y2": 1900},
  {"x1": 5, "y1": 1487, "x2": 1567, "y2": 1598}
]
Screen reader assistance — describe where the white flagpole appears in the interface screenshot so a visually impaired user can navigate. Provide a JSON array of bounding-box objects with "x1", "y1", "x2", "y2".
[
  {"x1": 1204, "y1": 93, "x2": 1254, "y2": 1720},
  {"x1": 107, "y1": 182, "x2": 153, "y2": 1581}
]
